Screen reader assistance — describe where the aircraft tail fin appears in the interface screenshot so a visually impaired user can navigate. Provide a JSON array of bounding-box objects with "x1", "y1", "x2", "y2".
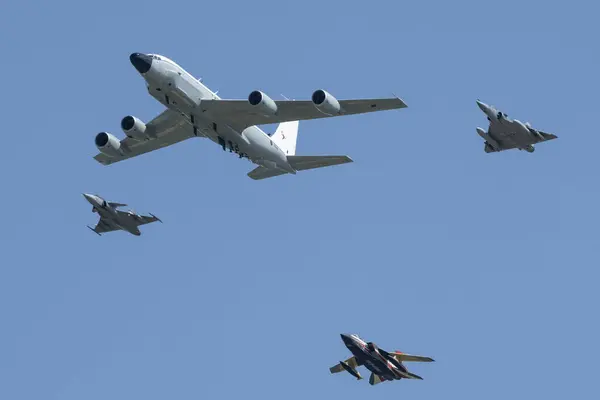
[
  {"x1": 271, "y1": 120, "x2": 299, "y2": 156},
  {"x1": 369, "y1": 373, "x2": 385, "y2": 385}
]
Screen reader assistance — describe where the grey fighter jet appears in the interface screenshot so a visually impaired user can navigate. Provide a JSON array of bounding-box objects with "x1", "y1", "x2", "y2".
[
  {"x1": 476, "y1": 100, "x2": 557, "y2": 153},
  {"x1": 330, "y1": 334, "x2": 434, "y2": 385},
  {"x1": 83, "y1": 193, "x2": 161, "y2": 236}
]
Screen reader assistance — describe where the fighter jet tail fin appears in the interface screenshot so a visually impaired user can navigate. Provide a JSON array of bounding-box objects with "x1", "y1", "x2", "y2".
[
  {"x1": 369, "y1": 373, "x2": 385, "y2": 385},
  {"x1": 271, "y1": 120, "x2": 299, "y2": 156}
]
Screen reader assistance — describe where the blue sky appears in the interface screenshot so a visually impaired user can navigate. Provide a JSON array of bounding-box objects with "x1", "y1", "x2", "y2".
[{"x1": 1, "y1": 0, "x2": 599, "y2": 399}]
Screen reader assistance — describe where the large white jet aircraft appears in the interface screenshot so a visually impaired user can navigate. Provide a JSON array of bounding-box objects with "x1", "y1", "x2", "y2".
[{"x1": 93, "y1": 53, "x2": 407, "y2": 180}]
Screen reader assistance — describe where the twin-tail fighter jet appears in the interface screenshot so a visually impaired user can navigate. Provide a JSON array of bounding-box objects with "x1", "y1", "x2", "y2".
[
  {"x1": 476, "y1": 100, "x2": 557, "y2": 153},
  {"x1": 330, "y1": 334, "x2": 434, "y2": 385},
  {"x1": 93, "y1": 53, "x2": 407, "y2": 180},
  {"x1": 83, "y1": 193, "x2": 161, "y2": 236}
]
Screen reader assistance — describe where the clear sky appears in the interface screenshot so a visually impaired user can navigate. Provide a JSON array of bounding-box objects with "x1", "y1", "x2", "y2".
[{"x1": 1, "y1": 0, "x2": 599, "y2": 399}]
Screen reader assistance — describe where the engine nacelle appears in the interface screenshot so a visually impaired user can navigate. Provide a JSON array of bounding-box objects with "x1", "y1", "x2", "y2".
[
  {"x1": 95, "y1": 132, "x2": 123, "y2": 157},
  {"x1": 121, "y1": 115, "x2": 148, "y2": 140},
  {"x1": 311, "y1": 89, "x2": 341, "y2": 116},
  {"x1": 248, "y1": 90, "x2": 278, "y2": 115}
]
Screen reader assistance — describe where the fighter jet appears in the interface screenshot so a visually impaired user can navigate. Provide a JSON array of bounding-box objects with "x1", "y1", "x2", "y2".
[
  {"x1": 92, "y1": 53, "x2": 408, "y2": 180},
  {"x1": 330, "y1": 334, "x2": 434, "y2": 385},
  {"x1": 476, "y1": 100, "x2": 557, "y2": 153},
  {"x1": 83, "y1": 193, "x2": 161, "y2": 236}
]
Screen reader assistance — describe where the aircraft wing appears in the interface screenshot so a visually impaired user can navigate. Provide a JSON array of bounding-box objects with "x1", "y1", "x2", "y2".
[
  {"x1": 94, "y1": 109, "x2": 198, "y2": 166},
  {"x1": 89, "y1": 218, "x2": 120, "y2": 235},
  {"x1": 391, "y1": 352, "x2": 435, "y2": 363},
  {"x1": 199, "y1": 97, "x2": 407, "y2": 131},
  {"x1": 532, "y1": 129, "x2": 558, "y2": 143},
  {"x1": 329, "y1": 357, "x2": 361, "y2": 374},
  {"x1": 117, "y1": 211, "x2": 162, "y2": 226}
]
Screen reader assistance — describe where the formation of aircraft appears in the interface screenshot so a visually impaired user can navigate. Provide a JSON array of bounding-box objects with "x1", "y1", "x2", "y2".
[
  {"x1": 92, "y1": 53, "x2": 408, "y2": 180},
  {"x1": 80, "y1": 53, "x2": 565, "y2": 387},
  {"x1": 476, "y1": 100, "x2": 557, "y2": 153},
  {"x1": 330, "y1": 334, "x2": 434, "y2": 385},
  {"x1": 83, "y1": 193, "x2": 161, "y2": 236}
]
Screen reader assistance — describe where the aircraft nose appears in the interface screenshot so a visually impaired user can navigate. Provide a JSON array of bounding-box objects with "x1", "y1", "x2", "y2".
[
  {"x1": 476, "y1": 99, "x2": 489, "y2": 112},
  {"x1": 82, "y1": 193, "x2": 96, "y2": 204},
  {"x1": 340, "y1": 334, "x2": 353, "y2": 344},
  {"x1": 129, "y1": 53, "x2": 152, "y2": 74}
]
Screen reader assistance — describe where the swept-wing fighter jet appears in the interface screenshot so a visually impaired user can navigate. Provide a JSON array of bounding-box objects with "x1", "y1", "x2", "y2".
[
  {"x1": 83, "y1": 193, "x2": 161, "y2": 236},
  {"x1": 330, "y1": 334, "x2": 434, "y2": 385},
  {"x1": 92, "y1": 53, "x2": 407, "y2": 180},
  {"x1": 476, "y1": 100, "x2": 557, "y2": 153}
]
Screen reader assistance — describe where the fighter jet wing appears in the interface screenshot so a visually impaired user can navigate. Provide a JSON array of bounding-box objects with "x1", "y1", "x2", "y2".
[
  {"x1": 94, "y1": 109, "x2": 198, "y2": 166},
  {"x1": 199, "y1": 96, "x2": 407, "y2": 131},
  {"x1": 391, "y1": 352, "x2": 435, "y2": 363},
  {"x1": 329, "y1": 356, "x2": 362, "y2": 374},
  {"x1": 88, "y1": 218, "x2": 120, "y2": 235},
  {"x1": 116, "y1": 211, "x2": 162, "y2": 226},
  {"x1": 532, "y1": 129, "x2": 558, "y2": 143},
  {"x1": 486, "y1": 123, "x2": 519, "y2": 150}
]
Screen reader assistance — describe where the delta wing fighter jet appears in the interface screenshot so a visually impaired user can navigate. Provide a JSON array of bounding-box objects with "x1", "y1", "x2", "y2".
[
  {"x1": 330, "y1": 334, "x2": 434, "y2": 385},
  {"x1": 92, "y1": 53, "x2": 407, "y2": 180},
  {"x1": 476, "y1": 100, "x2": 557, "y2": 153},
  {"x1": 83, "y1": 193, "x2": 161, "y2": 236}
]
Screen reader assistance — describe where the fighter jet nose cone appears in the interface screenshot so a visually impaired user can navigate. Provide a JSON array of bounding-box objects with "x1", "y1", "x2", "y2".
[{"x1": 130, "y1": 53, "x2": 152, "y2": 74}]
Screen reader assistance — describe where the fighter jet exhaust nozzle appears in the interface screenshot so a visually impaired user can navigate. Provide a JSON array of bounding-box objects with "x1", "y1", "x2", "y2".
[
  {"x1": 247, "y1": 90, "x2": 278, "y2": 115},
  {"x1": 312, "y1": 89, "x2": 341, "y2": 116},
  {"x1": 339, "y1": 361, "x2": 362, "y2": 380},
  {"x1": 121, "y1": 115, "x2": 149, "y2": 140},
  {"x1": 95, "y1": 132, "x2": 123, "y2": 157}
]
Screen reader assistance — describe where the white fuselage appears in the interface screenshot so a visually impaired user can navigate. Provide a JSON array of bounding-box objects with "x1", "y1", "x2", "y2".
[{"x1": 139, "y1": 54, "x2": 295, "y2": 173}]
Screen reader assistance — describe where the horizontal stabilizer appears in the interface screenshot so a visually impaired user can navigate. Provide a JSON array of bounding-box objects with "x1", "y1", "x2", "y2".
[
  {"x1": 397, "y1": 370, "x2": 423, "y2": 380},
  {"x1": 287, "y1": 155, "x2": 353, "y2": 171},
  {"x1": 247, "y1": 155, "x2": 353, "y2": 180}
]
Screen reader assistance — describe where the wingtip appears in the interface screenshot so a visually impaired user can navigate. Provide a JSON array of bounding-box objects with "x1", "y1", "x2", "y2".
[
  {"x1": 149, "y1": 213, "x2": 162, "y2": 223},
  {"x1": 87, "y1": 225, "x2": 101, "y2": 236},
  {"x1": 391, "y1": 92, "x2": 408, "y2": 108}
]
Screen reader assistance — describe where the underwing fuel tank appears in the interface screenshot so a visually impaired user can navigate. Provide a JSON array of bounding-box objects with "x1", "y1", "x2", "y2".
[
  {"x1": 476, "y1": 127, "x2": 500, "y2": 150},
  {"x1": 340, "y1": 361, "x2": 362, "y2": 380}
]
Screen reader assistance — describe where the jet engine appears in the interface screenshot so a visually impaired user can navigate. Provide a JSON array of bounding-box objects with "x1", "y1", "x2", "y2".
[
  {"x1": 248, "y1": 90, "x2": 278, "y2": 115},
  {"x1": 311, "y1": 89, "x2": 341, "y2": 116},
  {"x1": 95, "y1": 132, "x2": 123, "y2": 157},
  {"x1": 121, "y1": 115, "x2": 148, "y2": 140}
]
